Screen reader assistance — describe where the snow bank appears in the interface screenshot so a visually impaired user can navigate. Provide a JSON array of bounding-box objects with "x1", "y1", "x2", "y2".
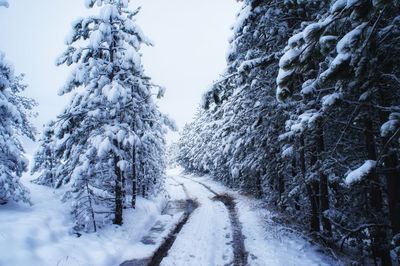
[{"x1": 0, "y1": 169, "x2": 168, "y2": 266}]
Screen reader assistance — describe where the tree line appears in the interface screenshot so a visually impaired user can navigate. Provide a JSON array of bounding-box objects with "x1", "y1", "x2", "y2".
[{"x1": 178, "y1": 0, "x2": 400, "y2": 264}]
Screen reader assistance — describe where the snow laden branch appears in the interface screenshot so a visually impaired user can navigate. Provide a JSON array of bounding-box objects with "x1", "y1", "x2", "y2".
[
  {"x1": 345, "y1": 160, "x2": 376, "y2": 186},
  {"x1": 178, "y1": 0, "x2": 400, "y2": 263},
  {"x1": 32, "y1": 0, "x2": 171, "y2": 232},
  {"x1": 0, "y1": 0, "x2": 8, "y2": 8},
  {"x1": 0, "y1": 52, "x2": 36, "y2": 204}
]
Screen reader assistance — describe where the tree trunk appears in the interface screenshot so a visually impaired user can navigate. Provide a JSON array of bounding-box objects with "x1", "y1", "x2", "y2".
[
  {"x1": 131, "y1": 146, "x2": 137, "y2": 208},
  {"x1": 136, "y1": 153, "x2": 143, "y2": 198},
  {"x1": 316, "y1": 123, "x2": 332, "y2": 236},
  {"x1": 378, "y1": 93, "x2": 400, "y2": 234},
  {"x1": 385, "y1": 151, "x2": 400, "y2": 234},
  {"x1": 292, "y1": 157, "x2": 301, "y2": 211},
  {"x1": 109, "y1": 19, "x2": 123, "y2": 225},
  {"x1": 142, "y1": 169, "x2": 148, "y2": 198},
  {"x1": 300, "y1": 136, "x2": 320, "y2": 232},
  {"x1": 114, "y1": 154, "x2": 124, "y2": 226},
  {"x1": 86, "y1": 183, "x2": 97, "y2": 232},
  {"x1": 255, "y1": 172, "x2": 262, "y2": 199},
  {"x1": 319, "y1": 173, "x2": 331, "y2": 235},
  {"x1": 278, "y1": 164, "x2": 285, "y2": 208},
  {"x1": 364, "y1": 118, "x2": 391, "y2": 265}
]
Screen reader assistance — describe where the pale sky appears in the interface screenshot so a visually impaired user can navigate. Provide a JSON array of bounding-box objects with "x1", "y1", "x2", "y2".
[{"x1": 0, "y1": 0, "x2": 240, "y2": 151}]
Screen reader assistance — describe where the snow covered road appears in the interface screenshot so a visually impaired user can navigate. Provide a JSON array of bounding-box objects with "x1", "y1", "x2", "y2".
[
  {"x1": 137, "y1": 169, "x2": 340, "y2": 266},
  {"x1": 160, "y1": 175, "x2": 235, "y2": 266}
]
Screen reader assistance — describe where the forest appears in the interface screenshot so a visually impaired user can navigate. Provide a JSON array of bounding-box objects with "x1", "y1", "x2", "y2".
[
  {"x1": 177, "y1": 0, "x2": 400, "y2": 264},
  {"x1": 0, "y1": 0, "x2": 399, "y2": 265}
]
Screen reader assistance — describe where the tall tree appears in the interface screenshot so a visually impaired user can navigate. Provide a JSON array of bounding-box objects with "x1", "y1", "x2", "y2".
[
  {"x1": 36, "y1": 0, "x2": 170, "y2": 232},
  {"x1": 0, "y1": 1, "x2": 36, "y2": 205},
  {"x1": 178, "y1": 0, "x2": 400, "y2": 263},
  {"x1": 31, "y1": 121, "x2": 58, "y2": 188},
  {"x1": 0, "y1": 52, "x2": 36, "y2": 204},
  {"x1": 185, "y1": 0, "x2": 329, "y2": 214},
  {"x1": 277, "y1": 0, "x2": 400, "y2": 263}
]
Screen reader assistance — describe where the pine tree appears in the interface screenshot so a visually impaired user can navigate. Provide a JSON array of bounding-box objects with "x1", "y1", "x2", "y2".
[
  {"x1": 277, "y1": 0, "x2": 400, "y2": 263},
  {"x1": 0, "y1": 0, "x2": 36, "y2": 205},
  {"x1": 178, "y1": 0, "x2": 400, "y2": 263},
  {"x1": 0, "y1": 51, "x2": 36, "y2": 205},
  {"x1": 31, "y1": 121, "x2": 59, "y2": 188},
  {"x1": 166, "y1": 142, "x2": 180, "y2": 168},
  {"x1": 39, "y1": 0, "x2": 170, "y2": 232},
  {"x1": 186, "y1": 0, "x2": 329, "y2": 201}
]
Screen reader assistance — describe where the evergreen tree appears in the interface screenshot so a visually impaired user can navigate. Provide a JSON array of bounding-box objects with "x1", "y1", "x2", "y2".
[
  {"x1": 183, "y1": 0, "x2": 329, "y2": 202},
  {"x1": 166, "y1": 141, "x2": 180, "y2": 168},
  {"x1": 0, "y1": 0, "x2": 36, "y2": 205},
  {"x1": 37, "y1": 0, "x2": 170, "y2": 232},
  {"x1": 31, "y1": 121, "x2": 59, "y2": 188},
  {"x1": 0, "y1": 51, "x2": 36, "y2": 204},
  {"x1": 178, "y1": 0, "x2": 400, "y2": 263},
  {"x1": 277, "y1": 0, "x2": 400, "y2": 263}
]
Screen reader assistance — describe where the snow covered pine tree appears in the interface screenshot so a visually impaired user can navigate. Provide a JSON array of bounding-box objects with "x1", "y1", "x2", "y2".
[
  {"x1": 178, "y1": 0, "x2": 400, "y2": 263},
  {"x1": 181, "y1": 0, "x2": 330, "y2": 209},
  {"x1": 0, "y1": 0, "x2": 35, "y2": 204},
  {"x1": 277, "y1": 0, "x2": 400, "y2": 263},
  {"x1": 31, "y1": 121, "x2": 59, "y2": 188},
  {"x1": 33, "y1": 0, "x2": 170, "y2": 232},
  {"x1": 0, "y1": 53, "x2": 36, "y2": 205},
  {"x1": 0, "y1": 1, "x2": 36, "y2": 205}
]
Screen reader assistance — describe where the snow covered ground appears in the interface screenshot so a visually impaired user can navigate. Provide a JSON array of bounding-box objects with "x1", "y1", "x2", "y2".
[
  {"x1": 160, "y1": 169, "x2": 340, "y2": 266},
  {"x1": 0, "y1": 168, "x2": 173, "y2": 266},
  {"x1": 0, "y1": 166, "x2": 341, "y2": 266},
  {"x1": 161, "y1": 174, "x2": 234, "y2": 266}
]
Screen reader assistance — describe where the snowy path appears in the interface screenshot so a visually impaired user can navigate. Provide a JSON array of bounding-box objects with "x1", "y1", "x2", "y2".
[
  {"x1": 150, "y1": 169, "x2": 340, "y2": 266},
  {"x1": 160, "y1": 175, "x2": 235, "y2": 266},
  {"x1": 177, "y1": 176, "x2": 247, "y2": 265}
]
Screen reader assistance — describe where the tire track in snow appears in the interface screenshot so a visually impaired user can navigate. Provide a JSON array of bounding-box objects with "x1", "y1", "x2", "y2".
[
  {"x1": 147, "y1": 199, "x2": 198, "y2": 266},
  {"x1": 121, "y1": 176, "x2": 248, "y2": 266},
  {"x1": 169, "y1": 176, "x2": 191, "y2": 199},
  {"x1": 181, "y1": 176, "x2": 248, "y2": 266},
  {"x1": 160, "y1": 177, "x2": 233, "y2": 265},
  {"x1": 120, "y1": 179, "x2": 198, "y2": 266}
]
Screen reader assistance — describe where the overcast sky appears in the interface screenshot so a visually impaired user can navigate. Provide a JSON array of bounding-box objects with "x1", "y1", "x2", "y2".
[{"x1": 0, "y1": 0, "x2": 240, "y2": 151}]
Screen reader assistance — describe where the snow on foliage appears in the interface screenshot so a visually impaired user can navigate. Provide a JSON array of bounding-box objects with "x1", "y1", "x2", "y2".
[
  {"x1": 322, "y1": 92, "x2": 342, "y2": 109},
  {"x1": 0, "y1": 0, "x2": 8, "y2": 8},
  {"x1": 274, "y1": 0, "x2": 400, "y2": 260},
  {"x1": 180, "y1": 0, "x2": 331, "y2": 200},
  {"x1": 180, "y1": 0, "x2": 400, "y2": 262},
  {"x1": 0, "y1": 52, "x2": 36, "y2": 204},
  {"x1": 345, "y1": 160, "x2": 376, "y2": 186},
  {"x1": 31, "y1": 121, "x2": 58, "y2": 188},
  {"x1": 381, "y1": 112, "x2": 400, "y2": 137},
  {"x1": 33, "y1": 0, "x2": 172, "y2": 232},
  {"x1": 281, "y1": 145, "x2": 294, "y2": 158}
]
